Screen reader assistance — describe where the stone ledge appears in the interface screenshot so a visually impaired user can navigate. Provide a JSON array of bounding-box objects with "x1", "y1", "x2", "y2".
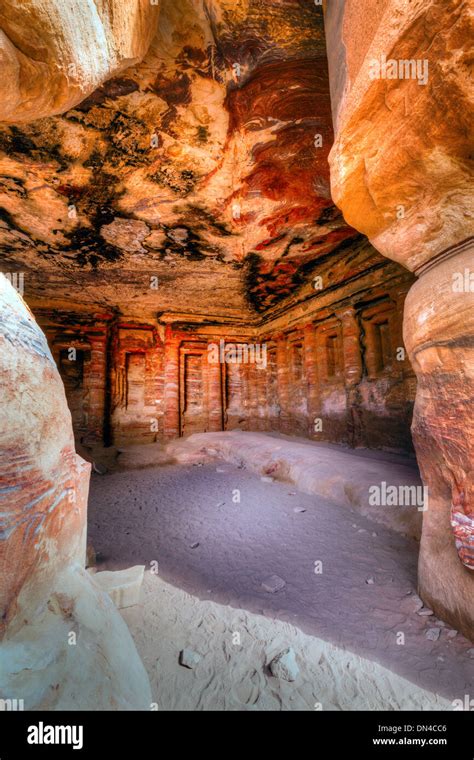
[{"x1": 167, "y1": 431, "x2": 423, "y2": 539}]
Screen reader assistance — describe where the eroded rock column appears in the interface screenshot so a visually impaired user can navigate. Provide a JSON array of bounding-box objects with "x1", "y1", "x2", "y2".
[
  {"x1": 0, "y1": 275, "x2": 151, "y2": 708},
  {"x1": 404, "y1": 244, "x2": 474, "y2": 634},
  {"x1": 337, "y1": 307, "x2": 363, "y2": 387},
  {"x1": 324, "y1": 0, "x2": 474, "y2": 637},
  {"x1": 87, "y1": 323, "x2": 108, "y2": 443}
]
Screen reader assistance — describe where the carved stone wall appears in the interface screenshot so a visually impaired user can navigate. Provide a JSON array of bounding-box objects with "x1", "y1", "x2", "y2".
[{"x1": 36, "y1": 265, "x2": 415, "y2": 454}]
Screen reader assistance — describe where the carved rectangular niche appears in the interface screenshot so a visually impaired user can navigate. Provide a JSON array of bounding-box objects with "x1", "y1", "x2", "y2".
[
  {"x1": 58, "y1": 347, "x2": 90, "y2": 436},
  {"x1": 179, "y1": 342, "x2": 208, "y2": 436},
  {"x1": 316, "y1": 319, "x2": 344, "y2": 383},
  {"x1": 361, "y1": 301, "x2": 398, "y2": 379}
]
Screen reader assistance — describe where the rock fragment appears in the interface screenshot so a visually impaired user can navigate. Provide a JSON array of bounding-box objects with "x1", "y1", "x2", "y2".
[
  {"x1": 179, "y1": 649, "x2": 202, "y2": 669},
  {"x1": 269, "y1": 648, "x2": 299, "y2": 682},
  {"x1": 262, "y1": 574, "x2": 286, "y2": 593}
]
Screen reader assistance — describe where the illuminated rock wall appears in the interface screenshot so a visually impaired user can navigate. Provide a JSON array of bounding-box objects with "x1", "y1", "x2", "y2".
[{"x1": 36, "y1": 261, "x2": 415, "y2": 453}]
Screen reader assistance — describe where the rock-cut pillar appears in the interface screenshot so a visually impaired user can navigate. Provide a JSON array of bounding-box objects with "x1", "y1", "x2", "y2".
[
  {"x1": 303, "y1": 323, "x2": 319, "y2": 438},
  {"x1": 163, "y1": 326, "x2": 180, "y2": 439},
  {"x1": 207, "y1": 341, "x2": 223, "y2": 432},
  {"x1": 337, "y1": 306, "x2": 363, "y2": 446},
  {"x1": 275, "y1": 333, "x2": 290, "y2": 434}
]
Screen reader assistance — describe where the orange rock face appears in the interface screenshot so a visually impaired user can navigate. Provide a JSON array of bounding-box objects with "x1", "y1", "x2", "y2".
[
  {"x1": 0, "y1": 0, "x2": 160, "y2": 122},
  {"x1": 325, "y1": 0, "x2": 473, "y2": 269}
]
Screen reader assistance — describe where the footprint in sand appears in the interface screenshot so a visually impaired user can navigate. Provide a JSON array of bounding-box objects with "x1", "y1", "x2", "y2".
[{"x1": 232, "y1": 668, "x2": 263, "y2": 705}]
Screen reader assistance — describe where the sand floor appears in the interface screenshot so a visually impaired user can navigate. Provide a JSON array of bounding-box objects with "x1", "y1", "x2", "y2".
[
  {"x1": 88, "y1": 461, "x2": 473, "y2": 709},
  {"x1": 122, "y1": 574, "x2": 455, "y2": 711}
]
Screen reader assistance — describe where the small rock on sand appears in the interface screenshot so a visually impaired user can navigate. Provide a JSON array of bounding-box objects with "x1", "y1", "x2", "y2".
[
  {"x1": 262, "y1": 574, "x2": 286, "y2": 593},
  {"x1": 179, "y1": 649, "x2": 202, "y2": 669},
  {"x1": 418, "y1": 608, "x2": 434, "y2": 616},
  {"x1": 269, "y1": 648, "x2": 299, "y2": 682},
  {"x1": 293, "y1": 507, "x2": 306, "y2": 513},
  {"x1": 261, "y1": 476, "x2": 274, "y2": 483},
  {"x1": 426, "y1": 628, "x2": 441, "y2": 642},
  {"x1": 400, "y1": 593, "x2": 424, "y2": 614}
]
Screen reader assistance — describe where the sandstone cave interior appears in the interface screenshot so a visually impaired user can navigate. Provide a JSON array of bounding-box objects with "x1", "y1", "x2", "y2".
[{"x1": 0, "y1": 0, "x2": 473, "y2": 713}]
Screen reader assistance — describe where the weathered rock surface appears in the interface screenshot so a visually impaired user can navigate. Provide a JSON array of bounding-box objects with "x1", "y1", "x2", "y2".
[
  {"x1": 0, "y1": 1, "x2": 416, "y2": 455},
  {"x1": 324, "y1": 0, "x2": 474, "y2": 639},
  {"x1": 404, "y1": 245, "x2": 474, "y2": 638},
  {"x1": 0, "y1": 273, "x2": 88, "y2": 636},
  {"x1": 325, "y1": 0, "x2": 474, "y2": 268},
  {"x1": 0, "y1": 565, "x2": 151, "y2": 710},
  {"x1": 0, "y1": 0, "x2": 471, "y2": 655},
  {"x1": 0, "y1": 0, "x2": 368, "y2": 320},
  {"x1": 0, "y1": 274, "x2": 151, "y2": 709},
  {"x1": 0, "y1": 0, "x2": 160, "y2": 122}
]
